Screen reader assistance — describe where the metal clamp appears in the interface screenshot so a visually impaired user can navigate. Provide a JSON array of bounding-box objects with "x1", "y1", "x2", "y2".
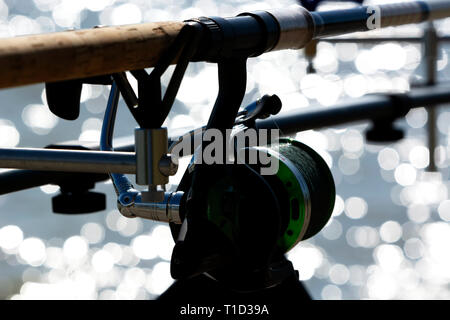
[
  {"x1": 119, "y1": 191, "x2": 184, "y2": 224},
  {"x1": 135, "y1": 127, "x2": 178, "y2": 202},
  {"x1": 100, "y1": 81, "x2": 183, "y2": 224}
]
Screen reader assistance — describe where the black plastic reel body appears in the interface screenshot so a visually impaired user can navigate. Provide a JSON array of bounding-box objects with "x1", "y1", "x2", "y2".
[{"x1": 169, "y1": 138, "x2": 335, "y2": 293}]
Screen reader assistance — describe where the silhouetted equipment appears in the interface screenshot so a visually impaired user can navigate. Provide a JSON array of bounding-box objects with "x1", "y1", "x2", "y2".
[
  {"x1": 0, "y1": 1, "x2": 450, "y2": 300},
  {"x1": 170, "y1": 138, "x2": 335, "y2": 291},
  {"x1": 46, "y1": 75, "x2": 113, "y2": 120},
  {"x1": 0, "y1": 1, "x2": 448, "y2": 88}
]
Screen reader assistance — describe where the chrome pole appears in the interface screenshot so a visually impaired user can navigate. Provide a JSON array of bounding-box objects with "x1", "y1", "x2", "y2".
[
  {"x1": 424, "y1": 22, "x2": 439, "y2": 172},
  {"x1": 0, "y1": 148, "x2": 136, "y2": 174}
]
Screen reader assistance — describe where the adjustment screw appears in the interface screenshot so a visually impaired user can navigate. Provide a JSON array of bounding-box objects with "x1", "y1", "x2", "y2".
[{"x1": 159, "y1": 154, "x2": 178, "y2": 177}]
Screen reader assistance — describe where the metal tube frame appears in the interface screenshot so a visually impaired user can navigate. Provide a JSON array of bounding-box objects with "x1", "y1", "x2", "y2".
[
  {"x1": 1, "y1": 84, "x2": 449, "y2": 173},
  {"x1": 0, "y1": 148, "x2": 135, "y2": 174}
]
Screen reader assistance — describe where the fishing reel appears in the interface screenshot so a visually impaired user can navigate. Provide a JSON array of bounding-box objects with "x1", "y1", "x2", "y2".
[
  {"x1": 169, "y1": 134, "x2": 335, "y2": 292},
  {"x1": 166, "y1": 92, "x2": 335, "y2": 290}
]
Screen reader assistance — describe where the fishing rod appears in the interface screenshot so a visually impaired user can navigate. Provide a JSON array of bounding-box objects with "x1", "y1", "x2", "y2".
[
  {"x1": 0, "y1": 0, "x2": 448, "y2": 89},
  {"x1": 1, "y1": 1, "x2": 450, "y2": 300}
]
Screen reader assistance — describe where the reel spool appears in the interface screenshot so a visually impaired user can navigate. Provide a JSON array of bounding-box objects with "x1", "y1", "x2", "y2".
[
  {"x1": 226, "y1": 137, "x2": 336, "y2": 254},
  {"x1": 170, "y1": 137, "x2": 336, "y2": 291},
  {"x1": 257, "y1": 138, "x2": 336, "y2": 250}
]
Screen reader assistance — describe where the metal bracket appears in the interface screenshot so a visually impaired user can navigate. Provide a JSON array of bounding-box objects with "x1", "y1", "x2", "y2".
[
  {"x1": 114, "y1": 24, "x2": 203, "y2": 129},
  {"x1": 100, "y1": 81, "x2": 184, "y2": 223},
  {"x1": 93, "y1": 23, "x2": 206, "y2": 220}
]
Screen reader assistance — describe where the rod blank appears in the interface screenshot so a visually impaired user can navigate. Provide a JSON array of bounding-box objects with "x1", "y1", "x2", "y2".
[{"x1": 0, "y1": 1, "x2": 449, "y2": 89}]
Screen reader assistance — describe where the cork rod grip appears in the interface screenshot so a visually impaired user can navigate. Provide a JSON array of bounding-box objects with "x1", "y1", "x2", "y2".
[{"x1": 0, "y1": 21, "x2": 185, "y2": 89}]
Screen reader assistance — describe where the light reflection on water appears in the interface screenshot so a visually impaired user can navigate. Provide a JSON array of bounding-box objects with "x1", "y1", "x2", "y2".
[{"x1": 0, "y1": 0, "x2": 448, "y2": 300}]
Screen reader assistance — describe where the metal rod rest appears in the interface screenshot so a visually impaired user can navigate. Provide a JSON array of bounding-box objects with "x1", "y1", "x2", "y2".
[
  {"x1": 256, "y1": 85, "x2": 450, "y2": 135},
  {"x1": 0, "y1": 148, "x2": 136, "y2": 174},
  {"x1": 0, "y1": 85, "x2": 449, "y2": 188}
]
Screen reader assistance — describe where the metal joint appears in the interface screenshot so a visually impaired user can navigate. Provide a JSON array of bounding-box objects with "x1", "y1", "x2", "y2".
[
  {"x1": 118, "y1": 191, "x2": 184, "y2": 224},
  {"x1": 265, "y1": 5, "x2": 314, "y2": 50},
  {"x1": 135, "y1": 127, "x2": 178, "y2": 202}
]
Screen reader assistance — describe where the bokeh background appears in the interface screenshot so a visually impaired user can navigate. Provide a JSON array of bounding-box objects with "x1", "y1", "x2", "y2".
[{"x1": 0, "y1": 0, "x2": 449, "y2": 300}]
